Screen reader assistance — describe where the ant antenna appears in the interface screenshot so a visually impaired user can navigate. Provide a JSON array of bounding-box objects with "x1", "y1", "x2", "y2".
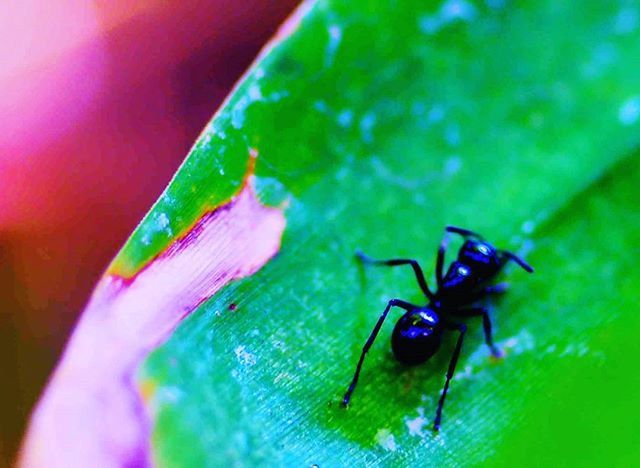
[
  {"x1": 501, "y1": 250, "x2": 534, "y2": 273},
  {"x1": 445, "y1": 226, "x2": 484, "y2": 240}
]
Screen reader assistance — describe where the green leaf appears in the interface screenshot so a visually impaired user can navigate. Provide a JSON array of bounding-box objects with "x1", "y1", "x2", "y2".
[{"x1": 129, "y1": 0, "x2": 640, "y2": 466}]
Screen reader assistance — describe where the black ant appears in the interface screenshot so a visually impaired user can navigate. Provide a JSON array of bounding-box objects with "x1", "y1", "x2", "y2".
[{"x1": 342, "y1": 226, "x2": 533, "y2": 430}]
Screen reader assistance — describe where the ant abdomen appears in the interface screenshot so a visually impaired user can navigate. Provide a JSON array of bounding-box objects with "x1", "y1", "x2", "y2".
[{"x1": 391, "y1": 309, "x2": 442, "y2": 365}]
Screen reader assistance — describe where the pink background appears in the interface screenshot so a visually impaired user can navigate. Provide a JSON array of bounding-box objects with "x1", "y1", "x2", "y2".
[{"x1": 0, "y1": 1, "x2": 298, "y2": 463}]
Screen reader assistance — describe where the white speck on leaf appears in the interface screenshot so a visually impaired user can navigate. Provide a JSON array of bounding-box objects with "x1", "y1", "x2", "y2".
[
  {"x1": 335, "y1": 167, "x2": 349, "y2": 181},
  {"x1": 615, "y1": 7, "x2": 638, "y2": 35},
  {"x1": 445, "y1": 123, "x2": 461, "y2": 146},
  {"x1": 337, "y1": 109, "x2": 353, "y2": 127},
  {"x1": 502, "y1": 329, "x2": 535, "y2": 355},
  {"x1": 329, "y1": 24, "x2": 342, "y2": 40},
  {"x1": 582, "y1": 43, "x2": 618, "y2": 79},
  {"x1": 325, "y1": 24, "x2": 342, "y2": 65},
  {"x1": 561, "y1": 342, "x2": 590, "y2": 358},
  {"x1": 159, "y1": 386, "x2": 184, "y2": 404},
  {"x1": 419, "y1": 16, "x2": 441, "y2": 34},
  {"x1": 443, "y1": 156, "x2": 462, "y2": 177},
  {"x1": 618, "y1": 97, "x2": 640, "y2": 125},
  {"x1": 314, "y1": 100, "x2": 328, "y2": 113},
  {"x1": 374, "y1": 428, "x2": 397, "y2": 451},
  {"x1": 274, "y1": 373, "x2": 287, "y2": 384},
  {"x1": 419, "y1": 0, "x2": 477, "y2": 34},
  {"x1": 405, "y1": 407, "x2": 429, "y2": 437},
  {"x1": 455, "y1": 329, "x2": 535, "y2": 381},
  {"x1": 517, "y1": 238, "x2": 535, "y2": 263},
  {"x1": 442, "y1": 0, "x2": 477, "y2": 22},
  {"x1": 157, "y1": 213, "x2": 169, "y2": 228},
  {"x1": 231, "y1": 96, "x2": 249, "y2": 129},
  {"x1": 453, "y1": 364, "x2": 474, "y2": 382},
  {"x1": 230, "y1": 84, "x2": 265, "y2": 128},
  {"x1": 155, "y1": 212, "x2": 172, "y2": 236},
  {"x1": 234, "y1": 345, "x2": 257, "y2": 366},
  {"x1": 248, "y1": 84, "x2": 262, "y2": 101},
  {"x1": 267, "y1": 90, "x2": 289, "y2": 102},
  {"x1": 360, "y1": 112, "x2": 376, "y2": 143},
  {"x1": 428, "y1": 105, "x2": 445, "y2": 123},
  {"x1": 521, "y1": 220, "x2": 535, "y2": 234},
  {"x1": 272, "y1": 339, "x2": 287, "y2": 351}
]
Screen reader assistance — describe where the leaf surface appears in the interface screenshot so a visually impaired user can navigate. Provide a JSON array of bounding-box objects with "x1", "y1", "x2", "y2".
[{"x1": 122, "y1": 0, "x2": 640, "y2": 465}]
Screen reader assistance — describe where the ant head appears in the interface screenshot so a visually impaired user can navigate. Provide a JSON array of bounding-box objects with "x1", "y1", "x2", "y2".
[{"x1": 458, "y1": 240, "x2": 500, "y2": 273}]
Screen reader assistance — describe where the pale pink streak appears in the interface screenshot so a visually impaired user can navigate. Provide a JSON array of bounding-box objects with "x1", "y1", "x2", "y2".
[{"x1": 20, "y1": 179, "x2": 286, "y2": 467}]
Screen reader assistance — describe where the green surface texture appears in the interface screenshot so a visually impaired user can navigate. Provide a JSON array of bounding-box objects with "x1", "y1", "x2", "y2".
[{"x1": 127, "y1": 0, "x2": 640, "y2": 465}]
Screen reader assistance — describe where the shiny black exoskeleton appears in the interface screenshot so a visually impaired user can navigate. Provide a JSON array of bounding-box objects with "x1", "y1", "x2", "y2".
[{"x1": 342, "y1": 226, "x2": 533, "y2": 430}]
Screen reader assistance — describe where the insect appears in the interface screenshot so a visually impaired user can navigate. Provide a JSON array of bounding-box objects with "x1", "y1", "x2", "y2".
[{"x1": 342, "y1": 226, "x2": 533, "y2": 430}]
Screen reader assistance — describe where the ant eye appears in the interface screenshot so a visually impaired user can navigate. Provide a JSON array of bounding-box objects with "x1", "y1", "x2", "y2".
[
  {"x1": 419, "y1": 311, "x2": 437, "y2": 325},
  {"x1": 477, "y1": 244, "x2": 490, "y2": 255},
  {"x1": 457, "y1": 265, "x2": 470, "y2": 276}
]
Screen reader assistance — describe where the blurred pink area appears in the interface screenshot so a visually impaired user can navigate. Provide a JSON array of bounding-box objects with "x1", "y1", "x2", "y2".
[{"x1": 0, "y1": 0, "x2": 298, "y2": 463}]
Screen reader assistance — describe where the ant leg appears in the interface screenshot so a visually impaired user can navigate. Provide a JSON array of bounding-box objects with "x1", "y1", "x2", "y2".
[
  {"x1": 499, "y1": 250, "x2": 534, "y2": 273},
  {"x1": 342, "y1": 299, "x2": 417, "y2": 407},
  {"x1": 466, "y1": 282, "x2": 509, "y2": 302},
  {"x1": 485, "y1": 282, "x2": 509, "y2": 294},
  {"x1": 446, "y1": 225, "x2": 484, "y2": 240},
  {"x1": 457, "y1": 307, "x2": 502, "y2": 357},
  {"x1": 355, "y1": 251, "x2": 434, "y2": 300},
  {"x1": 433, "y1": 322, "x2": 467, "y2": 431},
  {"x1": 436, "y1": 231, "x2": 450, "y2": 288}
]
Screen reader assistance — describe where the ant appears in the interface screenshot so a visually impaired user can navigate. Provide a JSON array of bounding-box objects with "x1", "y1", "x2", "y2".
[{"x1": 342, "y1": 226, "x2": 533, "y2": 430}]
